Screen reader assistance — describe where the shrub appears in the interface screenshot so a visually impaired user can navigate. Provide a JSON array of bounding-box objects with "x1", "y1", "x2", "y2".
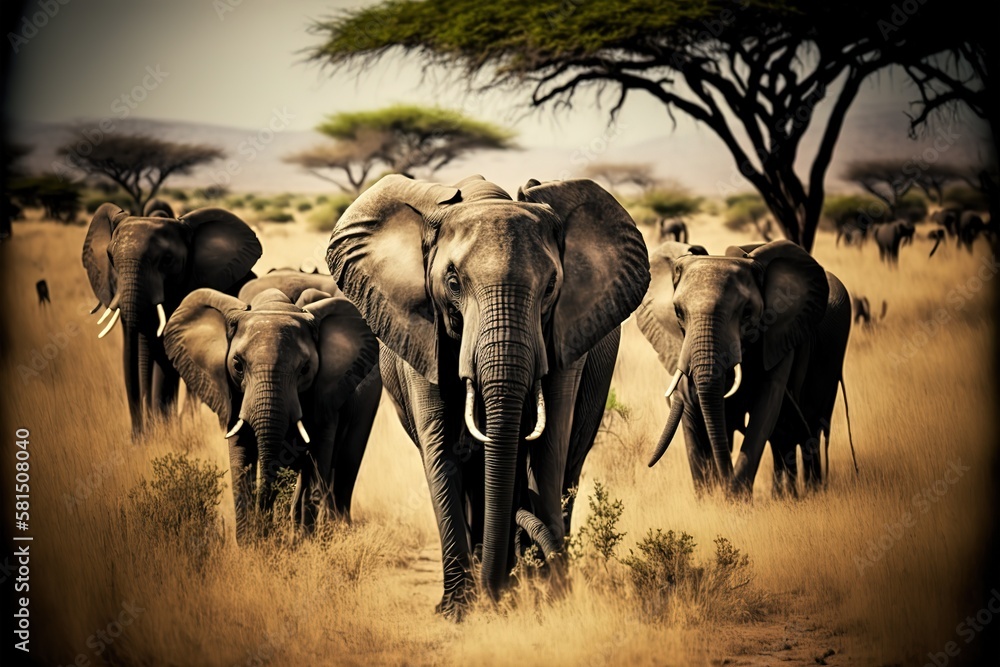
[
  {"x1": 575, "y1": 481, "x2": 625, "y2": 562},
  {"x1": 162, "y1": 187, "x2": 189, "y2": 201},
  {"x1": 821, "y1": 193, "x2": 891, "y2": 231},
  {"x1": 297, "y1": 201, "x2": 313, "y2": 212},
  {"x1": 224, "y1": 195, "x2": 246, "y2": 208},
  {"x1": 316, "y1": 194, "x2": 329, "y2": 204},
  {"x1": 260, "y1": 208, "x2": 295, "y2": 223},
  {"x1": 895, "y1": 192, "x2": 928, "y2": 223},
  {"x1": 194, "y1": 185, "x2": 228, "y2": 201},
  {"x1": 125, "y1": 454, "x2": 226, "y2": 563},
  {"x1": 307, "y1": 194, "x2": 355, "y2": 232},
  {"x1": 642, "y1": 186, "x2": 702, "y2": 219},
  {"x1": 942, "y1": 185, "x2": 989, "y2": 211}
]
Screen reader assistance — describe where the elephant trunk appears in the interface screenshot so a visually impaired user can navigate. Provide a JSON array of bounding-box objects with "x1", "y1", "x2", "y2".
[
  {"x1": 689, "y1": 318, "x2": 734, "y2": 485},
  {"x1": 114, "y1": 259, "x2": 146, "y2": 331},
  {"x1": 477, "y1": 311, "x2": 534, "y2": 601},
  {"x1": 242, "y1": 372, "x2": 299, "y2": 514}
]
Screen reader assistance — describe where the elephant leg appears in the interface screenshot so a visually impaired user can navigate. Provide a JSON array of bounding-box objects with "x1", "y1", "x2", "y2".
[
  {"x1": 769, "y1": 437, "x2": 797, "y2": 499},
  {"x1": 733, "y1": 355, "x2": 794, "y2": 496},
  {"x1": 229, "y1": 436, "x2": 258, "y2": 545},
  {"x1": 331, "y1": 367, "x2": 381, "y2": 518},
  {"x1": 150, "y1": 359, "x2": 180, "y2": 420},
  {"x1": 681, "y1": 407, "x2": 713, "y2": 496},
  {"x1": 527, "y1": 354, "x2": 587, "y2": 547},
  {"x1": 562, "y1": 329, "x2": 619, "y2": 535},
  {"x1": 802, "y1": 429, "x2": 823, "y2": 492},
  {"x1": 292, "y1": 453, "x2": 322, "y2": 532},
  {"x1": 122, "y1": 328, "x2": 144, "y2": 437}
]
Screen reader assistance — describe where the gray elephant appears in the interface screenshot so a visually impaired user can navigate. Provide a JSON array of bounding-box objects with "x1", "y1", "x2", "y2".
[
  {"x1": 163, "y1": 274, "x2": 381, "y2": 542},
  {"x1": 872, "y1": 220, "x2": 914, "y2": 265},
  {"x1": 931, "y1": 207, "x2": 960, "y2": 238},
  {"x1": 326, "y1": 174, "x2": 649, "y2": 617},
  {"x1": 956, "y1": 211, "x2": 987, "y2": 252},
  {"x1": 852, "y1": 294, "x2": 887, "y2": 327},
  {"x1": 83, "y1": 203, "x2": 261, "y2": 435},
  {"x1": 636, "y1": 241, "x2": 851, "y2": 498},
  {"x1": 658, "y1": 218, "x2": 688, "y2": 243}
]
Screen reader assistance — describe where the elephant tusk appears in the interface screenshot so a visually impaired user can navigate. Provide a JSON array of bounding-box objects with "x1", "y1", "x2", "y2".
[
  {"x1": 97, "y1": 308, "x2": 120, "y2": 338},
  {"x1": 665, "y1": 368, "x2": 683, "y2": 399},
  {"x1": 225, "y1": 419, "x2": 244, "y2": 439},
  {"x1": 296, "y1": 420, "x2": 311, "y2": 444},
  {"x1": 648, "y1": 396, "x2": 684, "y2": 468},
  {"x1": 525, "y1": 381, "x2": 546, "y2": 441},
  {"x1": 724, "y1": 363, "x2": 742, "y2": 399},
  {"x1": 464, "y1": 379, "x2": 492, "y2": 444},
  {"x1": 156, "y1": 303, "x2": 167, "y2": 337},
  {"x1": 97, "y1": 307, "x2": 113, "y2": 324}
]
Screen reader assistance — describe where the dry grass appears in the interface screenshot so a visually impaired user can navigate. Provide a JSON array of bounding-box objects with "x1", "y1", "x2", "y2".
[{"x1": 0, "y1": 212, "x2": 994, "y2": 666}]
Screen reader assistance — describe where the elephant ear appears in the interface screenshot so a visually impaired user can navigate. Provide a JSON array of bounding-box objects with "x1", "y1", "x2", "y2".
[
  {"x1": 180, "y1": 208, "x2": 262, "y2": 291},
  {"x1": 327, "y1": 174, "x2": 460, "y2": 384},
  {"x1": 82, "y1": 203, "x2": 129, "y2": 306},
  {"x1": 296, "y1": 288, "x2": 333, "y2": 307},
  {"x1": 520, "y1": 179, "x2": 650, "y2": 368},
  {"x1": 143, "y1": 198, "x2": 175, "y2": 218},
  {"x1": 636, "y1": 242, "x2": 708, "y2": 371},
  {"x1": 748, "y1": 240, "x2": 829, "y2": 370},
  {"x1": 302, "y1": 297, "x2": 380, "y2": 415},
  {"x1": 163, "y1": 288, "x2": 248, "y2": 428}
]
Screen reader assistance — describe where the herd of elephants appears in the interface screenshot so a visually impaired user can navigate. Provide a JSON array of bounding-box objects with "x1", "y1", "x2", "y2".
[{"x1": 83, "y1": 173, "x2": 872, "y2": 618}]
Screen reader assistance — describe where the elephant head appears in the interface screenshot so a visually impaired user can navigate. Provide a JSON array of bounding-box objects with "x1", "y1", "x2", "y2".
[
  {"x1": 82, "y1": 203, "x2": 261, "y2": 339},
  {"x1": 636, "y1": 240, "x2": 828, "y2": 483},
  {"x1": 143, "y1": 199, "x2": 175, "y2": 219},
  {"x1": 163, "y1": 288, "x2": 377, "y2": 521},
  {"x1": 327, "y1": 174, "x2": 649, "y2": 597}
]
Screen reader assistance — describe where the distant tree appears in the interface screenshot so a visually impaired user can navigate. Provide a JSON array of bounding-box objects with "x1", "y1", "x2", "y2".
[
  {"x1": 582, "y1": 162, "x2": 658, "y2": 194},
  {"x1": 58, "y1": 132, "x2": 223, "y2": 214},
  {"x1": 643, "y1": 185, "x2": 701, "y2": 219},
  {"x1": 284, "y1": 127, "x2": 390, "y2": 195},
  {"x1": 9, "y1": 174, "x2": 82, "y2": 223},
  {"x1": 316, "y1": 104, "x2": 515, "y2": 176},
  {"x1": 2, "y1": 141, "x2": 33, "y2": 238},
  {"x1": 310, "y1": 0, "x2": 967, "y2": 253},
  {"x1": 724, "y1": 193, "x2": 772, "y2": 239}
]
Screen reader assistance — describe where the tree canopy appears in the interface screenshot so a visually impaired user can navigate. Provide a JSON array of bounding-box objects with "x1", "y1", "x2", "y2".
[
  {"x1": 316, "y1": 104, "x2": 515, "y2": 176},
  {"x1": 284, "y1": 127, "x2": 390, "y2": 195},
  {"x1": 310, "y1": 0, "x2": 981, "y2": 252},
  {"x1": 58, "y1": 132, "x2": 222, "y2": 214},
  {"x1": 582, "y1": 162, "x2": 659, "y2": 193}
]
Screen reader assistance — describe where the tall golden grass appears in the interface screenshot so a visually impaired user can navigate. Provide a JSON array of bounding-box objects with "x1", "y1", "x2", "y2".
[{"x1": 0, "y1": 212, "x2": 995, "y2": 666}]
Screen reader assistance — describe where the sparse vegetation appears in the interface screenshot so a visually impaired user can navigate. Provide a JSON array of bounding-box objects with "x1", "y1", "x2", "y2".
[{"x1": 307, "y1": 194, "x2": 355, "y2": 231}]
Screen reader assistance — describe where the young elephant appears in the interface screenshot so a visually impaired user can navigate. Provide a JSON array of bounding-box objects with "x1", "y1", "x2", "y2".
[
  {"x1": 163, "y1": 282, "x2": 381, "y2": 541},
  {"x1": 83, "y1": 203, "x2": 261, "y2": 435},
  {"x1": 636, "y1": 240, "x2": 851, "y2": 498}
]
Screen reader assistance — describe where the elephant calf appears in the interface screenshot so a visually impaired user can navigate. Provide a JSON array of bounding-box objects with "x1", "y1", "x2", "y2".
[{"x1": 163, "y1": 272, "x2": 381, "y2": 541}]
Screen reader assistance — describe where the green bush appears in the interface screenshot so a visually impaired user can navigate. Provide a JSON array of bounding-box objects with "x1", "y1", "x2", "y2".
[
  {"x1": 126, "y1": 454, "x2": 226, "y2": 563},
  {"x1": 642, "y1": 186, "x2": 702, "y2": 219},
  {"x1": 895, "y1": 192, "x2": 928, "y2": 223},
  {"x1": 162, "y1": 187, "x2": 189, "y2": 201},
  {"x1": 224, "y1": 195, "x2": 246, "y2": 209},
  {"x1": 260, "y1": 208, "x2": 294, "y2": 223},
  {"x1": 307, "y1": 194, "x2": 355, "y2": 232},
  {"x1": 575, "y1": 481, "x2": 625, "y2": 562},
  {"x1": 250, "y1": 198, "x2": 270, "y2": 211},
  {"x1": 297, "y1": 201, "x2": 313, "y2": 212},
  {"x1": 942, "y1": 186, "x2": 989, "y2": 211},
  {"x1": 821, "y1": 193, "x2": 891, "y2": 230},
  {"x1": 316, "y1": 194, "x2": 329, "y2": 204}
]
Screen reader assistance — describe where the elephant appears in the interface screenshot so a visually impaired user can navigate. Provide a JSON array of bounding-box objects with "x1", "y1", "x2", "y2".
[
  {"x1": 658, "y1": 218, "x2": 688, "y2": 243},
  {"x1": 143, "y1": 199, "x2": 175, "y2": 218},
  {"x1": 163, "y1": 277, "x2": 381, "y2": 542},
  {"x1": 35, "y1": 279, "x2": 50, "y2": 306},
  {"x1": 852, "y1": 294, "x2": 887, "y2": 327},
  {"x1": 931, "y1": 207, "x2": 961, "y2": 238},
  {"x1": 956, "y1": 211, "x2": 988, "y2": 252},
  {"x1": 83, "y1": 203, "x2": 261, "y2": 435},
  {"x1": 326, "y1": 174, "x2": 649, "y2": 617},
  {"x1": 928, "y1": 227, "x2": 947, "y2": 258},
  {"x1": 872, "y1": 220, "x2": 915, "y2": 265},
  {"x1": 636, "y1": 240, "x2": 852, "y2": 498}
]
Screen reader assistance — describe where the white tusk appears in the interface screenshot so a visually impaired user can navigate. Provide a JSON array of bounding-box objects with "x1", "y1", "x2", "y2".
[
  {"x1": 664, "y1": 369, "x2": 683, "y2": 398},
  {"x1": 724, "y1": 363, "x2": 742, "y2": 399},
  {"x1": 97, "y1": 308, "x2": 120, "y2": 338},
  {"x1": 156, "y1": 303, "x2": 167, "y2": 337},
  {"x1": 525, "y1": 381, "x2": 546, "y2": 441},
  {"x1": 97, "y1": 307, "x2": 113, "y2": 324},
  {"x1": 296, "y1": 420, "x2": 311, "y2": 444},
  {"x1": 464, "y1": 379, "x2": 492, "y2": 444},
  {"x1": 225, "y1": 419, "x2": 244, "y2": 439}
]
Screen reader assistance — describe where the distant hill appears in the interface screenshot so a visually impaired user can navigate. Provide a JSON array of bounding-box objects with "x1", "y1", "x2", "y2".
[{"x1": 8, "y1": 105, "x2": 991, "y2": 197}]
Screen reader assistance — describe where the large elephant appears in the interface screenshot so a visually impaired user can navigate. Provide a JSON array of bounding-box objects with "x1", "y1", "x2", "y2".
[
  {"x1": 658, "y1": 218, "x2": 688, "y2": 243},
  {"x1": 326, "y1": 174, "x2": 649, "y2": 616},
  {"x1": 956, "y1": 211, "x2": 988, "y2": 252},
  {"x1": 872, "y1": 220, "x2": 914, "y2": 265},
  {"x1": 636, "y1": 241, "x2": 851, "y2": 498},
  {"x1": 83, "y1": 203, "x2": 261, "y2": 435},
  {"x1": 163, "y1": 276, "x2": 381, "y2": 542}
]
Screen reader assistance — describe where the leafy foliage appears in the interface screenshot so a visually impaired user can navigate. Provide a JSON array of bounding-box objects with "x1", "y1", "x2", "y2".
[
  {"x1": 642, "y1": 186, "x2": 701, "y2": 219},
  {"x1": 9, "y1": 174, "x2": 83, "y2": 222},
  {"x1": 307, "y1": 194, "x2": 356, "y2": 231},
  {"x1": 575, "y1": 481, "x2": 625, "y2": 562},
  {"x1": 723, "y1": 192, "x2": 771, "y2": 237}
]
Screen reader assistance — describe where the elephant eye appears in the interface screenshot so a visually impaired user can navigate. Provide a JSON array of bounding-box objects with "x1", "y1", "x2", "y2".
[
  {"x1": 232, "y1": 356, "x2": 244, "y2": 376},
  {"x1": 674, "y1": 304, "x2": 684, "y2": 322},
  {"x1": 300, "y1": 364, "x2": 310, "y2": 376},
  {"x1": 545, "y1": 274, "x2": 557, "y2": 297},
  {"x1": 742, "y1": 304, "x2": 754, "y2": 322},
  {"x1": 446, "y1": 273, "x2": 461, "y2": 297}
]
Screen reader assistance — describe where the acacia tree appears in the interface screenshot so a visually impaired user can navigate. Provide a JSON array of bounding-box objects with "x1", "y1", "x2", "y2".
[
  {"x1": 310, "y1": 0, "x2": 969, "y2": 252},
  {"x1": 582, "y1": 162, "x2": 659, "y2": 193},
  {"x1": 315, "y1": 104, "x2": 515, "y2": 177},
  {"x1": 284, "y1": 127, "x2": 390, "y2": 195},
  {"x1": 58, "y1": 132, "x2": 223, "y2": 214}
]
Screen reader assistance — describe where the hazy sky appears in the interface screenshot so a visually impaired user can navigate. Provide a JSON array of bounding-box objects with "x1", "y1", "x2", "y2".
[{"x1": 6, "y1": 0, "x2": 954, "y2": 151}]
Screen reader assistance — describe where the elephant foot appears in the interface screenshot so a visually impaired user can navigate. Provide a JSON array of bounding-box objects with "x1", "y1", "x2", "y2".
[{"x1": 435, "y1": 587, "x2": 472, "y2": 622}]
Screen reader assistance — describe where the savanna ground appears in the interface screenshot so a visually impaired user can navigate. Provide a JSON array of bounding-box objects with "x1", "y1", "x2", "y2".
[{"x1": 1, "y1": 201, "x2": 996, "y2": 667}]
